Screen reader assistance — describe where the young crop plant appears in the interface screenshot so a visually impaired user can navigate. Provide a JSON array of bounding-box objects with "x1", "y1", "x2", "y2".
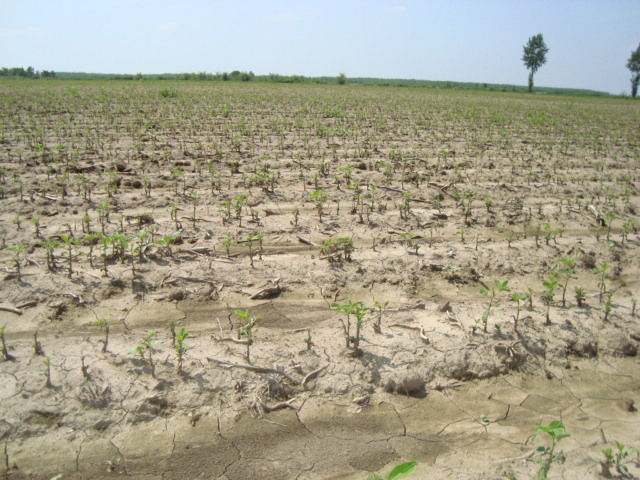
[
  {"x1": 233, "y1": 310, "x2": 259, "y2": 363},
  {"x1": 134, "y1": 332, "x2": 158, "y2": 377},
  {"x1": 33, "y1": 331, "x2": 44, "y2": 356},
  {"x1": 320, "y1": 237, "x2": 354, "y2": 263},
  {"x1": 8, "y1": 244, "x2": 25, "y2": 281},
  {"x1": 0, "y1": 325, "x2": 15, "y2": 361},
  {"x1": 557, "y1": 257, "x2": 576, "y2": 307},
  {"x1": 603, "y1": 212, "x2": 616, "y2": 242},
  {"x1": 398, "y1": 192, "x2": 411, "y2": 220},
  {"x1": 621, "y1": 218, "x2": 635, "y2": 244},
  {"x1": 478, "y1": 280, "x2": 509, "y2": 333},
  {"x1": 574, "y1": 286, "x2": 586, "y2": 307},
  {"x1": 174, "y1": 327, "x2": 189, "y2": 374},
  {"x1": 156, "y1": 231, "x2": 182, "y2": 258},
  {"x1": 243, "y1": 233, "x2": 264, "y2": 268},
  {"x1": 541, "y1": 274, "x2": 559, "y2": 325},
  {"x1": 59, "y1": 234, "x2": 77, "y2": 278},
  {"x1": 31, "y1": 217, "x2": 41, "y2": 238},
  {"x1": 309, "y1": 189, "x2": 328, "y2": 222},
  {"x1": 603, "y1": 293, "x2": 613, "y2": 322},
  {"x1": 95, "y1": 318, "x2": 110, "y2": 353},
  {"x1": 42, "y1": 358, "x2": 53, "y2": 388},
  {"x1": 510, "y1": 292, "x2": 527, "y2": 333},
  {"x1": 331, "y1": 300, "x2": 369, "y2": 355},
  {"x1": 373, "y1": 300, "x2": 389, "y2": 334},
  {"x1": 170, "y1": 168, "x2": 184, "y2": 195},
  {"x1": 530, "y1": 421, "x2": 570, "y2": 480},
  {"x1": 99, "y1": 234, "x2": 111, "y2": 275},
  {"x1": 593, "y1": 262, "x2": 610, "y2": 304},
  {"x1": 189, "y1": 190, "x2": 198, "y2": 229},
  {"x1": 233, "y1": 194, "x2": 247, "y2": 226},
  {"x1": 599, "y1": 441, "x2": 639, "y2": 478},
  {"x1": 366, "y1": 461, "x2": 418, "y2": 480},
  {"x1": 399, "y1": 232, "x2": 419, "y2": 255}
]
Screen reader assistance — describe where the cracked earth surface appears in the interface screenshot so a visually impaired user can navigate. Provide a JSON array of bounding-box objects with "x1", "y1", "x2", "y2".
[
  {"x1": 1, "y1": 351, "x2": 638, "y2": 480},
  {"x1": 1, "y1": 81, "x2": 639, "y2": 480}
]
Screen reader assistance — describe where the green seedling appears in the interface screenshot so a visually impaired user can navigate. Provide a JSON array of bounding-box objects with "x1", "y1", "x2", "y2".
[
  {"x1": 31, "y1": 217, "x2": 41, "y2": 238},
  {"x1": 309, "y1": 189, "x2": 328, "y2": 222},
  {"x1": 399, "y1": 191, "x2": 411, "y2": 220},
  {"x1": 541, "y1": 274, "x2": 558, "y2": 325},
  {"x1": 170, "y1": 167, "x2": 183, "y2": 195},
  {"x1": 8, "y1": 244, "x2": 25, "y2": 281},
  {"x1": 373, "y1": 300, "x2": 389, "y2": 334},
  {"x1": 0, "y1": 325, "x2": 15, "y2": 361},
  {"x1": 557, "y1": 257, "x2": 576, "y2": 307},
  {"x1": 44, "y1": 238, "x2": 59, "y2": 272},
  {"x1": 174, "y1": 327, "x2": 189, "y2": 374},
  {"x1": 59, "y1": 234, "x2": 77, "y2": 278},
  {"x1": 479, "y1": 280, "x2": 509, "y2": 333},
  {"x1": 13, "y1": 214, "x2": 21, "y2": 231},
  {"x1": 143, "y1": 177, "x2": 152, "y2": 197},
  {"x1": 530, "y1": 421, "x2": 570, "y2": 480},
  {"x1": 593, "y1": 262, "x2": 610, "y2": 304},
  {"x1": 33, "y1": 331, "x2": 44, "y2": 356},
  {"x1": 331, "y1": 300, "x2": 368, "y2": 354},
  {"x1": 189, "y1": 190, "x2": 198, "y2": 229},
  {"x1": 42, "y1": 358, "x2": 53, "y2": 388},
  {"x1": 81, "y1": 212, "x2": 91, "y2": 234},
  {"x1": 603, "y1": 212, "x2": 616, "y2": 242},
  {"x1": 526, "y1": 287, "x2": 534, "y2": 311},
  {"x1": 134, "y1": 332, "x2": 158, "y2": 378},
  {"x1": 303, "y1": 329, "x2": 313, "y2": 351},
  {"x1": 99, "y1": 234, "x2": 111, "y2": 275},
  {"x1": 291, "y1": 207, "x2": 299, "y2": 227},
  {"x1": 367, "y1": 461, "x2": 418, "y2": 480},
  {"x1": 156, "y1": 231, "x2": 182, "y2": 257},
  {"x1": 170, "y1": 203, "x2": 181, "y2": 230},
  {"x1": 400, "y1": 232, "x2": 419, "y2": 255},
  {"x1": 244, "y1": 233, "x2": 263, "y2": 268},
  {"x1": 233, "y1": 194, "x2": 247, "y2": 225},
  {"x1": 95, "y1": 318, "x2": 109, "y2": 353},
  {"x1": 84, "y1": 232, "x2": 102, "y2": 268},
  {"x1": 320, "y1": 237, "x2": 354, "y2": 263},
  {"x1": 234, "y1": 309, "x2": 259, "y2": 363},
  {"x1": 574, "y1": 286, "x2": 586, "y2": 307},
  {"x1": 632, "y1": 298, "x2": 637, "y2": 317},
  {"x1": 510, "y1": 292, "x2": 527, "y2": 333},
  {"x1": 600, "y1": 441, "x2": 639, "y2": 478},
  {"x1": 621, "y1": 218, "x2": 635, "y2": 244},
  {"x1": 222, "y1": 233, "x2": 234, "y2": 256},
  {"x1": 167, "y1": 319, "x2": 178, "y2": 346},
  {"x1": 603, "y1": 293, "x2": 613, "y2": 322}
]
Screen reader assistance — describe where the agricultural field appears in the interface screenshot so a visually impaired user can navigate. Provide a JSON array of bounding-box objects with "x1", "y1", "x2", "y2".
[{"x1": 0, "y1": 79, "x2": 639, "y2": 479}]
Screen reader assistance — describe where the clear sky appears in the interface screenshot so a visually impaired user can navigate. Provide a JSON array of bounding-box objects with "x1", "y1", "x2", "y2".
[{"x1": 1, "y1": 0, "x2": 638, "y2": 93}]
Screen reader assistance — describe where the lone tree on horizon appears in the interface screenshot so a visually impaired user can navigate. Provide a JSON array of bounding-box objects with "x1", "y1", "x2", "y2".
[
  {"x1": 522, "y1": 33, "x2": 549, "y2": 93},
  {"x1": 627, "y1": 43, "x2": 640, "y2": 97}
]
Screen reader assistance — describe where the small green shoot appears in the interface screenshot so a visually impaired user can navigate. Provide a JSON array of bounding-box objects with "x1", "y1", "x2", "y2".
[
  {"x1": 367, "y1": 461, "x2": 418, "y2": 480},
  {"x1": 530, "y1": 421, "x2": 570, "y2": 480}
]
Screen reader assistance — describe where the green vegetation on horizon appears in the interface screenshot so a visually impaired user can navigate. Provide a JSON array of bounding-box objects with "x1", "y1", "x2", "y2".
[{"x1": 1, "y1": 66, "x2": 612, "y2": 96}]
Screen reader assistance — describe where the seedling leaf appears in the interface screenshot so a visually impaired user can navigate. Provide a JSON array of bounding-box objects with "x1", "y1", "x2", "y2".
[{"x1": 388, "y1": 461, "x2": 418, "y2": 480}]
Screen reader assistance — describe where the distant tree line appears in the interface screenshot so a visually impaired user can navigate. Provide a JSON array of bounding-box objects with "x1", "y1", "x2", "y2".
[{"x1": 0, "y1": 66, "x2": 56, "y2": 78}]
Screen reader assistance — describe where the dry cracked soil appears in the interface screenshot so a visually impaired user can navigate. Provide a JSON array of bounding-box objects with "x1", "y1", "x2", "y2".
[{"x1": 0, "y1": 80, "x2": 639, "y2": 479}]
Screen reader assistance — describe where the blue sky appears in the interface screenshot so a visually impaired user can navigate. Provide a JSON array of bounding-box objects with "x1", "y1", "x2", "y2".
[{"x1": 1, "y1": 0, "x2": 638, "y2": 93}]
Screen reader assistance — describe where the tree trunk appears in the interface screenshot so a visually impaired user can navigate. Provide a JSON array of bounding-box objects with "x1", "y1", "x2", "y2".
[
  {"x1": 632, "y1": 74, "x2": 639, "y2": 98},
  {"x1": 528, "y1": 71, "x2": 534, "y2": 93}
]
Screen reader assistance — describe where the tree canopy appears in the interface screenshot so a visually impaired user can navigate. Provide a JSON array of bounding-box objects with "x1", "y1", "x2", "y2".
[
  {"x1": 627, "y1": 43, "x2": 640, "y2": 97},
  {"x1": 522, "y1": 34, "x2": 549, "y2": 92}
]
